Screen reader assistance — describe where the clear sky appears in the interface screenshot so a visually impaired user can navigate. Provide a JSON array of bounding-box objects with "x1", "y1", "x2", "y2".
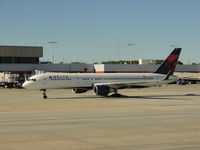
[{"x1": 0, "y1": 0, "x2": 200, "y2": 64}]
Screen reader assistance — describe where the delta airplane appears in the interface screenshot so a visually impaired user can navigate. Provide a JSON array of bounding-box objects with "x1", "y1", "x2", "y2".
[{"x1": 22, "y1": 48, "x2": 181, "y2": 99}]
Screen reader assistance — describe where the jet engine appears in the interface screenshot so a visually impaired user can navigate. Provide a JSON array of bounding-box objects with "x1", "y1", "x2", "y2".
[
  {"x1": 93, "y1": 85, "x2": 110, "y2": 96},
  {"x1": 72, "y1": 88, "x2": 88, "y2": 94}
]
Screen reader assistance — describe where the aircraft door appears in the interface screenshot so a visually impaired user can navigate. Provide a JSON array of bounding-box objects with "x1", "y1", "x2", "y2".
[
  {"x1": 75, "y1": 74, "x2": 80, "y2": 85},
  {"x1": 42, "y1": 77, "x2": 47, "y2": 85}
]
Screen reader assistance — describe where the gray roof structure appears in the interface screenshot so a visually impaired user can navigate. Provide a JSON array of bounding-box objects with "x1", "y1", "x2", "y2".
[{"x1": 0, "y1": 46, "x2": 43, "y2": 57}]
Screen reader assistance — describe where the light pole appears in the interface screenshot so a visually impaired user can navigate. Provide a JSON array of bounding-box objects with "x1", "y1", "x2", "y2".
[
  {"x1": 128, "y1": 42, "x2": 135, "y2": 64},
  {"x1": 49, "y1": 41, "x2": 58, "y2": 64},
  {"x1": 170, "y1": 44, "x2": 177, "y2": 48}
]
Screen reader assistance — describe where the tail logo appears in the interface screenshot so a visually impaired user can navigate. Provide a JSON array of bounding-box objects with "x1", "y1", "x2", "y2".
[{"x1": 155, "y1": 48, "x2": 181, "y2": 75}]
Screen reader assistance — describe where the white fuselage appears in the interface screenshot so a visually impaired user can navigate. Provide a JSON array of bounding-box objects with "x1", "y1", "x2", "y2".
[{"x1": 22, "y1": 72, "x2": 167, "y2": 90}]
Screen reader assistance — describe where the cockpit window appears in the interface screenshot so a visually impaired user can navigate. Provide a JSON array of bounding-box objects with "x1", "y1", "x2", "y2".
[{"x1": 27, "y1": 78, "x2": 36, "y2": 81}]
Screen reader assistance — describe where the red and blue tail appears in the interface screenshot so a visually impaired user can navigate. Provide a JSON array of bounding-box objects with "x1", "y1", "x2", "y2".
[{"x1": 154, "y1": 48, "x2": 182, "y2": 75}]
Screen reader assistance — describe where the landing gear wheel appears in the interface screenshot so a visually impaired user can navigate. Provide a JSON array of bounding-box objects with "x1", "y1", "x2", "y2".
[
  {"x1": 111, "y1": 93, "x2": 122, "y2": 97},
  {"x1": 110, "y1": 89, "x2": 122, "y2": 97},
  {"x1": 41, "y1": 89, "x2": 48, "y2": 99}
]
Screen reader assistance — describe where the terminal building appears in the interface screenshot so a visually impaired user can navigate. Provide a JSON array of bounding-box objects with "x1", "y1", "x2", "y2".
[
  {"x1": 0, "y1": 45, "x2": 95, "y2": 74},
  {"x1": 0, "y1": 46, "x2": 43, "y2": 64}
]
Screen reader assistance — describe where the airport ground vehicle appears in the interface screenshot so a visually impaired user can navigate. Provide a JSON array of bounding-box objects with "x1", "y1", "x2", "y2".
[{"x1": 0, "y1": 72, "x2": 25, "y2": 88}]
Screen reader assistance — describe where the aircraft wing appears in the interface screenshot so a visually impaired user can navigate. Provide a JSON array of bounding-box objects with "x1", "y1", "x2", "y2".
[{"x1": 94, "y1": 77, "x2": 179, "y2": 89}]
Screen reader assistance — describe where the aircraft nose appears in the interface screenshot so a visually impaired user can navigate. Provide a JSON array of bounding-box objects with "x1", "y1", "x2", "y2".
[
  {"x1": 22, "y1": 82, "x2": 28, "y2": 88},
  {"x1": 22, "y1": 81, "x2": 32, "y2": 89}
]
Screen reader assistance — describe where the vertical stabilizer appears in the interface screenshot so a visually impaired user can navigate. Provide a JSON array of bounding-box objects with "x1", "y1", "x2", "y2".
[{"x1": 154, "y1": 48, "x2": 182, "y2": 75}]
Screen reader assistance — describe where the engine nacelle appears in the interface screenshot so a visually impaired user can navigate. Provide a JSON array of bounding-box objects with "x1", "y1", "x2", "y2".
[
  {"x1": 93, "y1": 85, "x2": 110, "y2": 96},
  {"x1": 72, "y1": 88, "x2": 88, "y2": 94}
]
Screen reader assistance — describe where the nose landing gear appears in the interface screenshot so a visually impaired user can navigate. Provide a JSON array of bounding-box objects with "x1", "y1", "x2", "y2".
[{"x1": 41, "y1": 89, "x2": 47, "y2": 99}]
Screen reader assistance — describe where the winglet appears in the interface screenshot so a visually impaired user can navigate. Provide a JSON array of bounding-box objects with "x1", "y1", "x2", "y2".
[{"x1": 154, "y1": 48, "x2": 182, "y2": 75}]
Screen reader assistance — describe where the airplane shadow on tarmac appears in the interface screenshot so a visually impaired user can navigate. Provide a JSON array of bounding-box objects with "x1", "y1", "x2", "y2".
[
  {"x1": 48, "y1": 93, "x2": 200, "y2": 100},
  {"x1": 108, "y1": 93, "x2": 200, "y2": 100}
]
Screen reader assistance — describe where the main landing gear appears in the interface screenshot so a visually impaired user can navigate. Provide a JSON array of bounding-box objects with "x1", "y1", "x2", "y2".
[
  {"x1": 110, "y1": 89, "x2": 122, "y2": 97},
  {"x1": 41, "y1": 89, "x2": 47, "y2": 99}
]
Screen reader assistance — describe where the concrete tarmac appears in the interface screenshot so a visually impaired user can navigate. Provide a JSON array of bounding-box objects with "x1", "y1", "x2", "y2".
[{"x1": 0, "y1": 85, "x2": 200, "y2": 150}]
